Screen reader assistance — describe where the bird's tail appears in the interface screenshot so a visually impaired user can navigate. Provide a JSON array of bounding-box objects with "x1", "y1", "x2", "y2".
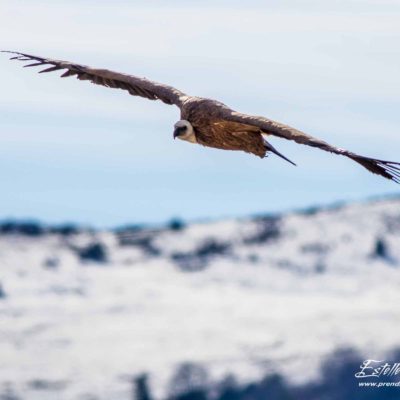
[{"x1": 264, "y1": 139, "x2": 296, "y2": 166}]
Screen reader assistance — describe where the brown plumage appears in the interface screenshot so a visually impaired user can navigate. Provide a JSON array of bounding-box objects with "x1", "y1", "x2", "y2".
[{"x1": 2, "y1": 50, "x2": 400, "y2": 183}]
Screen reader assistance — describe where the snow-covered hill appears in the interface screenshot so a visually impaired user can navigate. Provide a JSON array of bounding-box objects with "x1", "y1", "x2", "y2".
[{"x1": 1, "y1": 197, "x2": 400, "y2": 399}]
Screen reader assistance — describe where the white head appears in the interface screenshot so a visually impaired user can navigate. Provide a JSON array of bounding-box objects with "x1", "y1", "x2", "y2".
[{"x1": 173, "y1": 120, "x2": 197, "y2": 143}]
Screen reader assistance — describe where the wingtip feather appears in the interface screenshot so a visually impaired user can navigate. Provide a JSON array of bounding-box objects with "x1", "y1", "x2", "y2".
[{"x1": 350, "y1": 155, "x2": 400, "y2": 184}]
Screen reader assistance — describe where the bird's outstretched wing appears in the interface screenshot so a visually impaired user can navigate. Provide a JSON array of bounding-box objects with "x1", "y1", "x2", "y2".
[
  {"x1": 218, "y1": 108, "x2": 400, "y2": 183},
  {"x1": 2, "y1": 51, "x2": 186, "y2": 107}
]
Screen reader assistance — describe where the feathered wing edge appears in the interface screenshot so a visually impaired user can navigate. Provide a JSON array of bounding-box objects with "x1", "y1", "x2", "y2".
[
  {"x1": 1, "y1": 50, "x2": 186, "y2": 107},
  {"x1": 221, "y1": 110, "x2": 400, "y2": 183}
]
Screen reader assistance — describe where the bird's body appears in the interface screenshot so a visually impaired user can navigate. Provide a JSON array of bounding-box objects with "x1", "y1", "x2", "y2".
[
  {"x1": 179, "y1": 97, "x2": 267, "y2": 157},
  {"x1": 197, "y1": 119, "x2": 267, "y2": 158},
  {"x1": 177, "y1": 97, "x2": 296, "y2": 163},
  {"x1": 2, "y1": 50, "x2": 400, "y2": 183}
]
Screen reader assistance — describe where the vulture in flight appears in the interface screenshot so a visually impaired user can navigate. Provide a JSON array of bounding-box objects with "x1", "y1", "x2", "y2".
[{"x1": 2, "y1": 50, "x2": 400, "y2": 183}]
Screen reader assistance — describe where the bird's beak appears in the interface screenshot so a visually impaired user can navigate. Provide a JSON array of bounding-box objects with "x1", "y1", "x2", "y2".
[{"x1": 173, "y1": 128, "x2": 179, "y2": 139}]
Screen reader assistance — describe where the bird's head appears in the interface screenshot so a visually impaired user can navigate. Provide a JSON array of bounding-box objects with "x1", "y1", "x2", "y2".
[{"x1": 173, "y1": 120, "x2": 196, "y2": 143}]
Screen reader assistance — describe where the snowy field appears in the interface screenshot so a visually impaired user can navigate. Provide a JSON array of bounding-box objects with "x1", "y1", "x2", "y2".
[{"x1": 0, "y1": 197, "x2": 400, "y2": 399}]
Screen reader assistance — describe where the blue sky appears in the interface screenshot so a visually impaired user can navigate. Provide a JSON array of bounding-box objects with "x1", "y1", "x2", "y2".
[{"x1": 1, "y1": 0, "x2": 399, "y2": 226}]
